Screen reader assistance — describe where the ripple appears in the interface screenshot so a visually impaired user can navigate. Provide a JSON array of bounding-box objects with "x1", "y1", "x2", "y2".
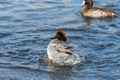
[
  {"x1": 0, "y1": 32, "x2": 11, "y2": 38},
  {"x1": 0, "y1": 0, "x2": 120, "y2": 80},
  {"x1": 44, "y1": 0, "x2": 63, "y2": 4},
  {"x1": 115, "y1": 31, "x2": 120, "y2": 36}
]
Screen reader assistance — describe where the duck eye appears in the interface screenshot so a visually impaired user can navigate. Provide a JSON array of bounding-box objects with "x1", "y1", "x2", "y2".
[{"x1": 85, "y1": 2, "x2": 88, "y2": 5}]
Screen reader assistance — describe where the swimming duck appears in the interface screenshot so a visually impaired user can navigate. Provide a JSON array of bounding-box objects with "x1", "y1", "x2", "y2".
[
  {"x1": 81, "y1": 0, "x2": 117, "y2": 18},
  {"x1": 47, "y1": 30, "x2": 81, "y2": 66}
]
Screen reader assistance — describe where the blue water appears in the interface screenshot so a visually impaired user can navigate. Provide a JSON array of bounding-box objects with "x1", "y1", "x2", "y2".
[{"x1": 0, "y1": 0, "x2": 120, "y2": 80}]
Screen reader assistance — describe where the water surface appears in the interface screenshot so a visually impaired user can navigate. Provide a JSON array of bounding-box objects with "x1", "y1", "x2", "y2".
[{"x1": 0, "y1": 0, "x2": 120, "y2": 80}]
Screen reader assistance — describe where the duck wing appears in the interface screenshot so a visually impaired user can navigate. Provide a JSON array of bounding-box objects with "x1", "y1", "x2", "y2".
[
  {"x1": 93, "y1": 7, "x2": 115, "y2": 13},
  {"x1": 52, "y1": 43, "x2": 74, "y2": 55}
]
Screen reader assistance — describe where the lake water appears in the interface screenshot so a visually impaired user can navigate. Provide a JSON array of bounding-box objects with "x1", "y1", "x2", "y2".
[{"x1": 0, "y1": 0, "x2": 120, "y2": 80}]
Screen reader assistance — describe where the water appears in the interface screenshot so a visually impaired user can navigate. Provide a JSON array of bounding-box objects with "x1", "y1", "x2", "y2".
[{"x1": 0, "y1": 0, "x2": 120, "y2": 80}]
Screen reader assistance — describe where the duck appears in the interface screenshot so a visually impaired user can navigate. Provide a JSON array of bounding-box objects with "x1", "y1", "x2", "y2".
[
  {"x1": 81, "y1": 0, "x2": 117, "y2": 18},
  {"x1": 47, "y1": 30, "x2": 81, "y2": 66}
]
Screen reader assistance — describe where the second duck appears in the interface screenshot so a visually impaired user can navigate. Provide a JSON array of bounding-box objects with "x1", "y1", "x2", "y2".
[{"x1": 81, "y1": 0, "x2": 117, "y2": 18}]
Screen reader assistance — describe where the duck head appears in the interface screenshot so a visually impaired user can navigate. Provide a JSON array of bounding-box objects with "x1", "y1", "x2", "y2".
[
  {"x1": 52, "y1": 30, "x2": 67, "y2": 42},
  {"x1": 82, "y1": 0, "x2": 93, "y2": 9}
]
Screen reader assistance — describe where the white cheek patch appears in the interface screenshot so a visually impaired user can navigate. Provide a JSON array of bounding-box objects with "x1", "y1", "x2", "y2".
[{"x1": 81, "y1": 0, "x2": 85, "y2": 6}]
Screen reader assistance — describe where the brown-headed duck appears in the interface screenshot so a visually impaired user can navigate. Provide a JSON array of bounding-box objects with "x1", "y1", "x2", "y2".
[{"x1": 81, "y1": 0, "x2": 117, "y2": 18}]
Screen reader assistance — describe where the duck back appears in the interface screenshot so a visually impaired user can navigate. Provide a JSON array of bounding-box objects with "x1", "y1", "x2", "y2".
[{"x1": 82, "y1": 7, "x2": 117, "y2": 18}]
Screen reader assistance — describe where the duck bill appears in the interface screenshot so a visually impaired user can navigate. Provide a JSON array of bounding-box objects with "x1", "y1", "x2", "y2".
[
  {"x1": 81, "y1": 0, "x2": 85, "y2": 6},
  {"x1": 51, "y1": 36, "x2": 56, "y2": 40},
  {"x1": 64, "y1": 38, "x2": 67, "y2": 42}
]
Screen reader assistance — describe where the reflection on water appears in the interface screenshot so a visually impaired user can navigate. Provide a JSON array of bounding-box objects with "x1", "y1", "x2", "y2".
[
  {"x1": 0, "y1": 0, "x2": 120, "y2": 80},
  {"x1": 82, "y1": 17, "x2": 116, "y2": 25}
]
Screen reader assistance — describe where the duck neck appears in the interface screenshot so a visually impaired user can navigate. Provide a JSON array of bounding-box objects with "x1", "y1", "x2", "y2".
[
  {"x1": 85, "y1": 0, "x2": 93, "y2": 9},
  {"x1": 82, "y1": 6, "x2": 89, "y2": 13},
  {"x1": 86, "y1": 5, "x2": 92, "y2": 9}
]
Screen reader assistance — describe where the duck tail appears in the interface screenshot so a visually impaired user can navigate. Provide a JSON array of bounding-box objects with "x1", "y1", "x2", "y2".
[{"x1": 112, "y1": 11, "x2": 117, "y2": 17}]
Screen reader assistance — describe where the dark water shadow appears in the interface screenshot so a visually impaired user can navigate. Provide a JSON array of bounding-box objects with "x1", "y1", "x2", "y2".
[{"x1": 83, "y1": 17, "x2": 116, "y2": 25}]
